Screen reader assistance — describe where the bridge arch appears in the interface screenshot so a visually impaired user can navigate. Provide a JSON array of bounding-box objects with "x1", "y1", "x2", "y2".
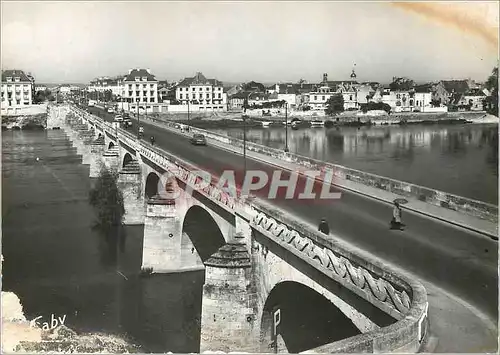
[
  {"x1": 122, "y1": 152, "x2": 133, "y2": 168},
  {"x1": 108, "y1": 141, "x2": 115, "y2": 149},
  {"x1": 181, "y1": 205, "x2": 226, "y2": 263},
  {"x1": 260, "y1": 281, "x2": 360, "y2": 353},
  {"x1": 145, "y1": 172, "x2": 160, "y2": 199}
]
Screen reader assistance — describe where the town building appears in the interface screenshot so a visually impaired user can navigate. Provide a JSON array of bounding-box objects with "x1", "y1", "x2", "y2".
[
  {"x1": 89, "y1": 76, "x2": 125, "y2": 97},
  {"x1": 228, "y1": 91, "x2": 250, "y2": 111},
  {"x1": 35, "y1": 85, "x2": 48, "y2": 92},
  {"x1": 413, "y1": 84, "x2": 433, "y2": 112},
  {"x1": 175, "y1": 72, "x2": 226, "y2": 111},
  {"x1": 308, "y1": 84, "x2": 335, "y2": 110},
  {"x1": 461, "y1": 88, "x2": 487, "y2": 111},
  {"x1": 1, "y1": 69, "x2": 33, "y2": 110},
  {"x1": 123, "y1": 68, "x2": 158, "y2": 106}
]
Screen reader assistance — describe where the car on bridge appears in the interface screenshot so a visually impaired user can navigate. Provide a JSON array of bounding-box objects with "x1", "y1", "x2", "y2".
[
  {"x1": 123, "y1": 118, "x2": 132, "y2": 128},
  {"x1": 190, "y1": 134, "x2": 207, "y2": 146},
  {"x1": 114, "y1": 114, "x2": 123, "y2": 122},
  {"x1": 107, "y1": 107, "x2": 115, "y2": 114}
]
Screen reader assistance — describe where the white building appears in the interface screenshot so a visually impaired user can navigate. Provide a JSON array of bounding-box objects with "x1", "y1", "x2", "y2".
[
  {"x1": 89, "y1": 76, "x2": 125, "y2": 97},
  {"x1": 175, "y1": 72, "x2": 227, "y2": 111},
  {"x1": 1, "y1": 69, "x2": 33, "y2": 109},
  {"x1": 308, "y1": 85, "x2": 335, "y2": 110},
  {"x1": 123, "y1": 68, "x2": 158, "y2": 105}
]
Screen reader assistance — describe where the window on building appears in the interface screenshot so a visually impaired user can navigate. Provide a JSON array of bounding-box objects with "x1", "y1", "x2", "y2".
[
  {"x1": 150, "y1": 91, "x2": 154, "y2": 96},
  {"x1": 150, "y1": 84, "x2": 154, "y2": 88},
  {"x1": 314, "y1": 96, "x2": 317, "y2": 100},
  {"x1": 14, "y1": 77, "x2": 20, "y2": 82},
  {"x1": 6, "y1": 77, "x2": 12, "y2": 82},
  {"x1": 135, "y1": 77, "x2": 140, "y2": 81},
  {"x1": 142, "y1": 77, "x2": 147, "y2": 81},
  {"x1": 206, "y1": 93, "x2": 210, "y2": 98},
  {"x1": 150, "y1": 98, "x2": 155, "y2": 103},
  {"x1": 199, "y1": 87, "x2": 202, "y2": 91},
  {"x1": 396, "y1": 94, "x2": 400, "y2": 99},
  {"x1": 322, "y1": 96, "x2": 325, "y2": 101},
  {"x1": 180, "y1": 94, "x2": 183, "y2": 99},
  {"x1": 349, "y1": 95, "x2": 353, "y2": 101},
  {"x1": 218, "y1": 93, "x2": 221, "y2": 98},
  {"x1": 143, "y1": 91, "x2": 147, "y2": 96},
  {"x1": 136, "y1": 91, "x2": 139, "y2": 96},
  {"x1": 192, "y1": 88, "x2": 195, "y2": 91},
  {"x1": 16, "y1": 99, "x2": 20, "y2": 105}
]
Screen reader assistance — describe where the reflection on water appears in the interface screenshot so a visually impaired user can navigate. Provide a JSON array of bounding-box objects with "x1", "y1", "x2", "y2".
[
  {"x1": 1, "y1": 130, "x2": 202, "y2": 353},
  {"x1": 213, "y1": 124, "x2": 498, "y2": 204}
]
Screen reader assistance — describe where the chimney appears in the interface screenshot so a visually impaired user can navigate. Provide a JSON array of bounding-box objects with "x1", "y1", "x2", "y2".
[
  {"x1": 128, "y1": 69, "x2": 132, "y2": 74},
  {"x1": 323, "y1": 73, "x2": 328, "y2": 83},
  {"x1": 146, "y1": 68, "x2": 151, "y2": 74}
]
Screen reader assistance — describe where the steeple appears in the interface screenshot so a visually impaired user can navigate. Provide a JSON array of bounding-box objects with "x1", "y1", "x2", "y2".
[{"x1": 350, "y1": 63, "x2": 357, "y2": 80}]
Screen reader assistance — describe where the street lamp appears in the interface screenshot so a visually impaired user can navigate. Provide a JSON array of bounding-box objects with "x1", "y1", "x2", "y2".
[
  {"x1": 187, "y1": 94, "x2": 190, "y2": 123},
  {"x1": 243, "y1": 97, "x2": 248, "y2": 176},
  {"x1": 284, "y1": 101, "x2": 289, "y2": 153},
  {"x1": 136, "y1": 99, "x2": 140, "y2": 138}
]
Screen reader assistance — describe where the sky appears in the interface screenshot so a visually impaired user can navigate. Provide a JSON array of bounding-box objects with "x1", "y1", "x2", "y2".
[{"x1": 1, "y1": 1, "x2": 499, "y2": 84}]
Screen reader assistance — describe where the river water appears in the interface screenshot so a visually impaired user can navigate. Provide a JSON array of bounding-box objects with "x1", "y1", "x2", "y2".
[
  {"x1": 211, "y1": 123, "x2": 499, "y2": 204},
  {"x1": 1, "y1": 130, "x2": 203, "y2": 352}
]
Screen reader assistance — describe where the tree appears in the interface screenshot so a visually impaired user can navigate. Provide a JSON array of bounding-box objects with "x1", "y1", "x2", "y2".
[
  {"x1": 389, "y1": 77, "x2": 415, "y2": 91},
  {"x1": 89, "y1": 167, "x2": 125, "y2": 230},
  {"x1": 103, "y1": 90, "x2": 113, "y2": 102},
  {"x1": 484, "y1": 67, "x2": 498, "y2": 116},
  {"x1": 325, "y1": 94, "x2": 344, "y2": 115}
]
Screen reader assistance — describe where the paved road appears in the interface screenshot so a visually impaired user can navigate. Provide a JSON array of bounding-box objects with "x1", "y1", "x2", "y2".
[{"x1": 88, "y1": 106, "x2": 498, "y2": 322}]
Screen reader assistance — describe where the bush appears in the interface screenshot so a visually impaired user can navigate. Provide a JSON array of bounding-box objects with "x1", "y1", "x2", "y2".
[{"x1": 89, "y1": 166, "x2": 125, "y2": 229}]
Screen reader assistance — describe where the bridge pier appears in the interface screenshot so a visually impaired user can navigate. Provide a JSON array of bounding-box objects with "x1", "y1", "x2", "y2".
[
  {"x1": 89, "y1": 136, "x2": 105, "y2": 178},
  {"x1": 142, "y1": 195, "x2": 204, "y2": 273},
  {"x1": 102, "y1": 146, "x2": 120, "y2": 172},
  {"x1": 118, "y1": 160, "x2": 144, "y2": 225},
  {"x1": 200, "y1": 243, "x2": 258, "y2": 353}
]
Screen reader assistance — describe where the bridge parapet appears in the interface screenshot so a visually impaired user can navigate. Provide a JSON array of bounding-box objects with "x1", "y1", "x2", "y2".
[{"x1": 245, "y1": 200, "x2": 428, "y2": 353}]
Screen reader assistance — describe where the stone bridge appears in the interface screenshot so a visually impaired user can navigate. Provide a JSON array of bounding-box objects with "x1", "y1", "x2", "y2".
[{"x1": 57, "y1": 104, "x2": 429, "y2": 353}]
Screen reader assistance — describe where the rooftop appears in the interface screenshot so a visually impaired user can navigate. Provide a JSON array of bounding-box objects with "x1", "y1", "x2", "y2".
[
  {"x1": 2, "y1": 69, "x2": 32, "y2": 82},
  {"x1": 178, "y1": 72, "x2": 222, "y2": 87},
  {"x1": 124, "y1": 68, "x2": 157, "y2": 82}
]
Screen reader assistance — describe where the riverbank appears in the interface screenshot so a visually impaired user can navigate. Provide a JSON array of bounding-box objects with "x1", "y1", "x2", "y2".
[
  {"x1": 1, "y1": 112, "x2": 48, "y2": 130},
  {"x1": 159, "y1": 112, "x2": 497, "y2": 130},
  {"x1": 2, "y1": 291, "x2": 141, "y2": 353}
]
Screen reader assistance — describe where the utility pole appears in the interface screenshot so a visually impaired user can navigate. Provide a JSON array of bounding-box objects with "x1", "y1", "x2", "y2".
[
  {"x1": 284, "y1": 101, "x2": 289, "y2": 152},
  {"x1": 137, "y1": 100, "x2": 140, "y2": 138}
]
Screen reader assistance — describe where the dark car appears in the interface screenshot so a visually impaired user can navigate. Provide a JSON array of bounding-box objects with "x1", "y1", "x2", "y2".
[
  {"x1": 190, "y1": 134, "x2": 207, "y2": 146},
  {"x1": 123, "y1": 118, "x2": 132, "y2": 128}
]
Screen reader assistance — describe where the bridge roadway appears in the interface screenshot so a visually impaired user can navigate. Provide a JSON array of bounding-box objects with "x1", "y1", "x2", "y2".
[{"x1": 89, "y1": 107, "x2": 497, "y2": 326}]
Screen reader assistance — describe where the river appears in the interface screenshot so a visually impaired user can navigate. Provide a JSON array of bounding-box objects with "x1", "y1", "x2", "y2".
[
  {"x1": 211, "y1": 123, "x2": 498, "y2": 204},
  {"x1": 1, "y1": 130, "x2": 203, "y2": 353}
]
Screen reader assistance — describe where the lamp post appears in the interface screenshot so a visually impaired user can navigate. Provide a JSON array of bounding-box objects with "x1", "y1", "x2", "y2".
[
  {"x1": 243, "y1": 97, "x2": 248, "y2": 176},
  {"x1": 137, "y1": 99, "x2": 140, "y2": 138},
  {"x1": 187, "y1": 95, "x2": 190, "y2": 123},
  {"x1": 284, "y1": 101, "x2": 289, "y2": 152}
]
